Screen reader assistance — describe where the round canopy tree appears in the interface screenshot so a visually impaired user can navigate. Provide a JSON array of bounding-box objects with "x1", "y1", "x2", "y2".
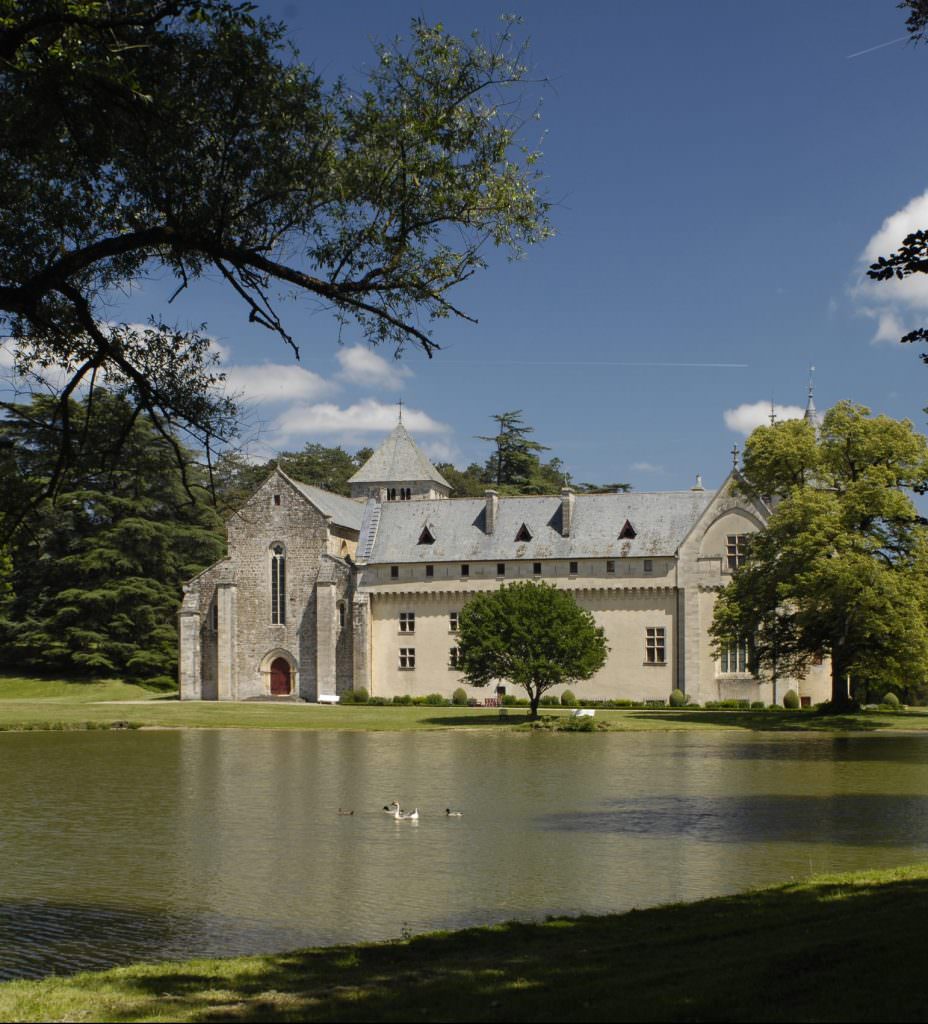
[{"x1": 456, "y1": 582, "x2": 608, "y2": 716}]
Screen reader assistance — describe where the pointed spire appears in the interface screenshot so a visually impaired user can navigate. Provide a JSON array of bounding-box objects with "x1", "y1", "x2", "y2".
[
  {"x1": 804, "y1": 365, "x2": 822, "y2": 431},
  {"x1": 769, "y1": 399, "x2": 777, "y2": 427},
  {"x1": 731, "y1": 444, "x2": 740, "y2": 471},
  {"x1": 397, "y1": 397, "x2": 403, "y2": 424}
]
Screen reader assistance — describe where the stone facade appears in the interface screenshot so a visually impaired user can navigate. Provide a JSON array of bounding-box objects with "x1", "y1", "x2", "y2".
[{"x1": 179, "y1": 423, "x2": 831, "y2": 706}]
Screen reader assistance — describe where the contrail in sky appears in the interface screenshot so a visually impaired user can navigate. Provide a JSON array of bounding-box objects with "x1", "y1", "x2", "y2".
[
  {"x1": 846, "y1": 36, "x2": 906, "y2": 59},
  {"x1": 442, "y1": 361, "x2": 748, "y2": 368}
]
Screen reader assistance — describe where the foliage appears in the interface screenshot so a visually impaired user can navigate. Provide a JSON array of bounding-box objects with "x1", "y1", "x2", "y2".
[
  {"x1": 882, "y1": 691, "x2": 901, "y2": 709},
  {"x1": 477, "y1": 410, "x2": 550, "y2": 489},
  {"x1": 783, "y1": 689, "x2": 800, "y2": 710},
  {"x1": 452, "y1": 687, "x2": 468, "y2": 706},
  {"x1": 669, "y1": 688, "x2": 686, "y2": 707},
  {"x1": 560, "y1": 689, "x2": 577, "y2": 706},
  {"x1": 457, "y1": 582, "x2": 607, "y2": 716},
  {"x1": 0, "y1": 4, "x2": 551, "y2": 499},
  {"x1": 0, "y1": 391, "x2": 223, "y2": 684},
  {"x1": 342, "y1": 687, "x2": 369, "y2": 704},
  {"x1": 712, "y1": 403, "x2": 928, "y2": 708}
]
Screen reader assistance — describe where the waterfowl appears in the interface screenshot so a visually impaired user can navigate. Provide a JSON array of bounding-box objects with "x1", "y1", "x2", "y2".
[
  {"x1": 337, "y1": 808, "x2": 354, "y2": 816},
  {"x1": 397, "y1": 807, "x2": 419, "y2": 820},
  {"x1": 446, "y1": 808, "x2": 463, "y2": 817}
]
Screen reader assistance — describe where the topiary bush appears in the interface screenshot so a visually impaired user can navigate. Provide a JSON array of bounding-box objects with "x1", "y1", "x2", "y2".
[
  {"x1": 539, "y1": 695, "x2": 560, "y2": 707},
  {"x1": 750, "y1": 701, "x2": 766, "y2": 710},
  {"x1": 669, "y1": 688, "x2": 686, "y2": 707},
  {"x1": 424, "y1": 692, "x2": 448, "y2": 706},
  {"x1": 452, "y1": 687, "x2": 468, "y2": 706},
  {"x1": 783, "y1": 689, "x2": 800, "y2": 710},
  {"x1": 882, "y1": 691, "x2": 901, "y2": 709},
  {"x1": 392, "y1": 694, "x2": 413, "y2": 706},
  {"x1": 560, "y1": 689, "x2": 577, "y2": 707}
]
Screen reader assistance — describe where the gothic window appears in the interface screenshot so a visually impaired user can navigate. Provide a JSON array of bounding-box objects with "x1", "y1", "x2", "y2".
[
  {"x1": 338, "y1": 603, "x2": 346, "y2": 629},
  {"x1": 646, "y1": 627, "x2": 666, "y2": 664},
  {"x1": 271, "y1": 545, "x2": 286, "y2": 625},
  {"x1": 515, "y1": 523, "x2": 532, "y2": 542},
  {"x1": 400, "y1": 488, "x2": 411, "y2": 500},
  {"x1": 387, "y1": 488, "x2": 397, "y2": 501},
  {"x1": 418, "y1": 526, "x2": 435, "y2": 544},
  {"x1": 726, "y1": 534, "x2": 750, "y2": 570},
  {"x1": 619, "y1": 520, "x2": 637, "y2": 539},
  {"x1": 719, "y1": 639, "x2": 751, "y2": 674}
]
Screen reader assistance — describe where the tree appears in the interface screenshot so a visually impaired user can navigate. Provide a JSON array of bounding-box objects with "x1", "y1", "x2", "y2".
[
  {"x1": 0, "y1": 390, "x2": 224, "y2": 686},
  {"x1": 710, "y1": 402, "x2": 928, "y2": 709},
  {"x1": 477, "y1": 410, "x2": 551, "y2": 489},
  {"x1": 456, "y1": 581, "x2": 608, "y2": 716},
  {"x1": 0, "y1": 3, "x2": 550, "y2": 500}
]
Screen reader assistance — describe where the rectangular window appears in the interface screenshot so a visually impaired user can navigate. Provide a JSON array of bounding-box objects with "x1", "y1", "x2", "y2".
[
  {"x1": 646, "y1": 627, "x2": 666, "y2": 664},
  {"x1": 399, "y1": 611, "x2": 415, "y2": 633},
  {"x1": 273, "y1": 494, "x2": 281, "y2": 506},
  {"x1": 449, "y1": 611, "x2": 459, "y2": 632},
  {"x1": 569, "y1": 561, "x2": 578, "y2": 575},
  {"x1": 643, "y1": 559, "x2": 653, "y2": 573},
  {"x1": 461, "y1": 564, "x2": 470, "y2": 577},
  {"x1": 390, "y1": 565, "x2": 399, "y2": 579},
  {"x1": 726, "y1": 534, "x2": 749, "y2": 570},
  {"x1": 399, "y1": 647, "x2": 416, "y2": 670},
  {"x1": 533, "y1": 562, "x2": 542, "y2": 576},
  {"x1": 720, "y1": 639, "x2": 750, "y2": 674},
  {"x1": 338, "y1": 603, "x2": 346, "y2": 629},
  {"x1": 606, "y1": 560, "x2": 615, "y2": 574},
  {"x1": 449, "y1": 647, "x2": 460, "y2": 669},
  {"x1": 425, "y1": 564, "x2": 434, "y2": 578},
  {"x1": 497, "y1": 563, "x2": 506, "y2": 577},
  {"x1": 211, "y1": 602, "x2": 219, "y2": 631}
]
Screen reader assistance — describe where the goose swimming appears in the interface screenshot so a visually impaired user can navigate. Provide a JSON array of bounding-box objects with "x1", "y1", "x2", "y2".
[{"x1": 445, "y1": 808, "x2": 463, "y2": 817}]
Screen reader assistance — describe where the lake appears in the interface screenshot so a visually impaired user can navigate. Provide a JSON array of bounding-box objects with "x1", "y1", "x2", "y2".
[{"x1": 2, "y1": 728, "x2": 927, "y2": 979}]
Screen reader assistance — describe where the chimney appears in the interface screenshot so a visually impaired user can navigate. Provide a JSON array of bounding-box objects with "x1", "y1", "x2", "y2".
[
  {"x1": 484, "y1": 489, "x2": 499, "y2": 535},
  {"x1": 560, "y1": 487, "x2": 575, "y2": 538}
]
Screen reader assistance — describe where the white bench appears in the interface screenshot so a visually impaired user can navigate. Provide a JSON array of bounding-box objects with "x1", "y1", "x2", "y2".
[
  {"x1": 572, "y1": 708, "x2": 595, "y2": 718},
  {"x1": 317, "y1": 693, "x2": 340, "y2": 705}
]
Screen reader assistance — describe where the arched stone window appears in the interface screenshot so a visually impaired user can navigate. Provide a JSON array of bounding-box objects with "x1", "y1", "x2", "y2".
[{"x1": 271, "y1": 544, "x2": 286, "y2": 625}]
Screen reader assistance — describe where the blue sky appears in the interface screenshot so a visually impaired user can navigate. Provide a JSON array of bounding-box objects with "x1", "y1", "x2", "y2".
[{"x1": 8, "y1": 1, "x2": 928, "y2": 490}]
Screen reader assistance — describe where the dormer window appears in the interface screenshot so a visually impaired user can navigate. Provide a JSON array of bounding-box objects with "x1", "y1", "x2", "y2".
[
  {"x1": 515, "y1": 523, "x2": 533, "y2": 542},
  {"x1": 619, "y1": 520, "x2": 637, "y2": 540},
  {"x1": 418, "y1": 526, "x2": 435, "y2": 545}
]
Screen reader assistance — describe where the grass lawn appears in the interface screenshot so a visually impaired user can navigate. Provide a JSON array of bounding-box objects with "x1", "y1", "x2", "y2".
[
  {"x1": 1, "y1": 675, "x2": 927, "y2": 733},
  {"x1": 2, "y1": 863, "x2": 928, "y2": 1022}
]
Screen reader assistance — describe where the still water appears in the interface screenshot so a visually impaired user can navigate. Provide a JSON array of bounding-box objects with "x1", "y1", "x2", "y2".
[{"x1": 2, "y1": 728, "x2": 928, "y2": 979}]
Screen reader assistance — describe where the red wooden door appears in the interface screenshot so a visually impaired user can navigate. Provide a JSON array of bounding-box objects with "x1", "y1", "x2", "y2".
[{"x1": 270, "y1": 657, "x2": 291, "y2": 695}]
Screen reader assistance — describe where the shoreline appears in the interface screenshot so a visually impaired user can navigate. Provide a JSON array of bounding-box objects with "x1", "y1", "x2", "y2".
[{"x1": 3, "y1": 863, "x2": 927, "y2": 1022}]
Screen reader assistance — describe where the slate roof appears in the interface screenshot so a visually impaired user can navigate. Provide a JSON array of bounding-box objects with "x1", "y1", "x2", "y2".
[
  {"x1": 347, "y1": 422, "x2": 451, "y2": 489},
  {"x1": 361, "y1": 490, "x2": 715, "y2": 564},
  {"x1": 286, "y1": 477, "x2": 365, "y2": 532}
]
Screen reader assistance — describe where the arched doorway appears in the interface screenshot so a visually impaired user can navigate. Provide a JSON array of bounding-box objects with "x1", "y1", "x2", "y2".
[{"x1": 270, "y1": 657, "x2": 292, "y2": 695}]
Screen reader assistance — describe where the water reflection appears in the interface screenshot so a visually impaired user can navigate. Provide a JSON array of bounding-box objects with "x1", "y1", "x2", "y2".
[
  {"x1": 1, "y1": 729, "x2": 928, "y2": 979},
  {"x1": 540, "y1": 794, "x2": 928, "y2": 846}
]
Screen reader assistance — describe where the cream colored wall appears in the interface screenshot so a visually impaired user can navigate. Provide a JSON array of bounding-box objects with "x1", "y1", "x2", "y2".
[{"x1": 368, "y1": 578, "x2": 678, "y2": 702}]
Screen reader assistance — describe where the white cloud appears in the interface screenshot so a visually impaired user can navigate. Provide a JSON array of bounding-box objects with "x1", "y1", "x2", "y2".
[
  {"x1": 335, "y1": 345, "x2": 411, "y2": 391},
  {"x1": 723, "y1": 402, "x2": 805, "y2": 436},
  {"x1": 272, "y1": 399, "x2": 450, "y2": 439},
  {"x1": 0, "y1": 339, "x2": 14, "y2": 370},
  {"x1": 223, "y1": 362, "x2": 333, "y2": 404},
  {"x1": 855, "y1": 189, "x2": 928, "y2": 342},
  {"x1": 631, "y1": 461, "x2": 664, "y2": 473},
  {"x1": 422, "y1": 439, "x2": 460, "y2": 464}
]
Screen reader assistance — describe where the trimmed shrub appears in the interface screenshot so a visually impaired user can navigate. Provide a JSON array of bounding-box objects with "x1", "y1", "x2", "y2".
[
  {"x1": 367, "y1": 696, "x2": 389, "y2": 706},
  {"x1": 539, "y1": 695, "x2": 560, "y2": 707},
  {"x1": 452, "y1": 687, "x2": 468, "y2": 706},
  {"x1": 342, "y1": 688, "x2": 368, "y2": 704},
  {"x1": 560, "y1": 690, "x2": 577, "y2": 707},
  {"x1": 669, "y1": 688, "x2": 686, "y2": 708},
  {"x1": 750, "y1": 701, "x2": 766, "y2": 710},
  {"x1": 424, "y1": 692, "x2": 448, "y2": 706},
  {"x1": 882, "y1": 691, "x2": 901, "y2": 709},
  {"x1": 392, "y1": 694, "x2": 413, "y2": 706},
  {"x1": 783, "y1": 689, "x2": 800, "y2": 710}
]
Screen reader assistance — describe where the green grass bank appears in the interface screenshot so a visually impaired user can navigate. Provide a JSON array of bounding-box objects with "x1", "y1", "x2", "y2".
[
  {"x1": 3, "y1": 864, "x2": 927, "y2": 1022},
  {"x1": 1, "y1": 675, "x2": 927, "y2": 733}
]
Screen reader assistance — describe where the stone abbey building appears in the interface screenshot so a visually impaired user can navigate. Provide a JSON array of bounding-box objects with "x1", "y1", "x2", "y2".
[{"x1": 178, "y1": 418, "x2": 830, "y2": 706}]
